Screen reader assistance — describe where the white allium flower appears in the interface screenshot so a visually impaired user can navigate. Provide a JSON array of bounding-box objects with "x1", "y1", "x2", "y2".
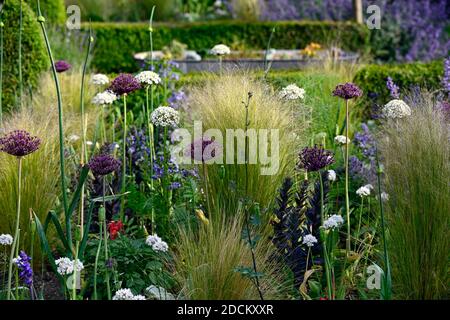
[
  {"x1": 302, "y1": 234, "x2": 318, "y2": 247},
  {"x1": 68, "y1": 134, "x2": 80, "y2": 143},
  {"x1": 90, "y1": 74, "x2": 110, "y2": 86},
  {"x1": 210, "y1": 44, "x2": 231, "y2": 56},
  {"x1": 0, "y1": 234, "x2": 13, "y2": 246},
  {"x1": 382, "y1": 99, "x2": 412, "y2": 119},
  {"x1": 356, "y1": 185, "x2": 371, "y2": 197},
  {"x1": 92, "y1": 90, "x2": 117, "y2": 106},
  {"x1": 55, "y1": 257, "x2": 84, "y2": 275},
  {"x1": 113, "y1": 288, "x2": 136, "y2": 300},
  {"x1": 145, "y1": 234, "x2": 169, "y2": 252},
  {"x1": 150, "y1": 106, "x2": 180, "y2": 127},
  {"x1": 334, "y1": 135, "x2": 350, "y2": 145},
  {"x1": 135, "y1": 71, "x2": 161, "y2": 86},
  {"x1": 380, "y1": 192, "x2": 389, "y2": 201},
  {"x1": 279, "y1": 84, "x2": 306, "y2": 101},
  {"x1": 133, "y1": 295, "x2": 147, "y2": 300},
  {"x1": 364, "y1": 184, "x2": 374, "y2": 190},
  {"x1": 323, "y1": 214, "x2": 344, "y2": 230},
  {"x1": 327, "y1": 169, "x2": 337, "y2": 182}
]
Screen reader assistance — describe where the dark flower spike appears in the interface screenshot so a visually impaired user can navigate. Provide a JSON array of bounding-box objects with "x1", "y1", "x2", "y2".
[
  {"x1": 88, "y1": 154, "x2": 121, "y2": 176},
  {"x1": 298, "y1": 145, "x2": 335, "y2": 172},
  {"x1": 54, "y1": 60, "x2": 71, "y2": 73},
  {"x1": 109, "y1": 73, "x2": 141, "y2": 96},
  {"x1": 13, "y1": 251, "x2": 33, "y2": 287},
  {"x1": 332, "y1": 82, "x2": 363, "y2": 100},
  {"x1": 0, "y1": 130, "x2": 41, "y2": 157}
]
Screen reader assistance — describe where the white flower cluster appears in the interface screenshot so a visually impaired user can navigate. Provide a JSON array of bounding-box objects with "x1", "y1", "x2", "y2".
[
  {"x1": 151, "y1": 106, "x2": 180, "y2": 127},
  {"x1": 356, "y1": 184, "x2": 373, "y2": 197},
  {"x1": 92, "y1": 91, "x2": 117, "y2": 106},
  {"x1": 302, "y1": 234, "x2": 318, "y2": 247},
  {"x1": 146, "y1": 234, "x2": 169, "y2": 252},
  {"x1": 90, "y1": 74, "x2": 110, "y2": 86},
  {"x1": 279, "y1": 84, "x2": 306, "y2": 101},
  {"x1": 334, "y1": 135, "x2": 350, "y2": 145},
  {"x1": 55, "y1": 257, "x2": 84, "y2": 276},
  {"x1": 380, "y1": 192, "x2": 389, "y2": 201},
  {"x1": 210, "y1": 44, "x2": 231, "y2": 56},
  {"x1": 112, "y1": 288, "x2": 146, "y2": 300},
  {"x1": 135, "y1": 71, "x2": 161, "y2": 86},
  {"x1": 323, "y1": 214, "x2": 344, "y2": 230},
  {"x1": 382, "y1": 99, "x2": 412, "y2": 119},
  {"x1": 327, "y1": 169, "x2": 337, "y2": 182},
  {"x1": 0, "y1": 234, "x2": 13, "y2": 246}
]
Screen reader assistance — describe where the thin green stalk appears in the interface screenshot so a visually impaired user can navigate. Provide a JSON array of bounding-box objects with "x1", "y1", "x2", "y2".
[
  {"x1": 102, "y1": 178, "x2": 111, "y2": 300},
  {"x1": 119, "y1": 94, "x2": 128, "y2": 221},
  {"x1": 344, "y1": 99, "x2": 351, "y2": 256},
  {"x1": 319, "y1": 172, "x2": 333, "y2": 299},
  {"x1": 93, "y1": 218, "x2": 103, "y2": 300},
  {"x1": 148, "y1": 6, "x2": 155, "y2": 68},
  {"x1": 7, "y1": 157, "x2": 22, "y2": 300},
  {"x1": 0, "y1": 20, "x2": 4, "y2": 125},
  {"x1": 18, "y1": 0, "x2": 23, "y2": 110},
  {"x1": 72, "y1": 242, "x2": 79, "y2": 300},
  {"x1": 357, "y1": 197, "x2": 364, "y2": 240},
  {"x1": 202, "y1": 162, "x2": 212, "y2": 215}
]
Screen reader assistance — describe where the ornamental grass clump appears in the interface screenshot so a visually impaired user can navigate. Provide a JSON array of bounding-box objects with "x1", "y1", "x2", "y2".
[{"x1": 379, "y1": 99, "x2": 449, "y2": 299}]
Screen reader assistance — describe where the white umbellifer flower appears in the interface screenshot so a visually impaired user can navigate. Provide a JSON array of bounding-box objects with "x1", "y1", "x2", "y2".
[
  {"x1": 55, "y1": 257, "x2": 84, "y2": 275},
  {"x1": 380, "y1": 192, "x2": 389, "y2": 201},
  {"x1": 92, "y1": 91, "x2": 117, "y2": 106},
  {"x1": 68, "y1": 134, "x2": 80, "y2": 143},
  {"x1": 135, "y1": 71, "x2": 161, "y2": 86},
  {"x1": 150, "y1": 106, "x2": 180, "y2": 127},
  {"x1": 356, "y1": 185, "x2": 371, "y2": 197},
  {"x1": 323, "y1": 214, "x2": 344, "y2": 230},
  {"x1": 133, "y1": 295, "x2": 147, "y2": 300},
  {"x1": 302, "y1": 234, "x2": 318, "y2": 247},
  {"x1": 279, "y1": 84, "x2": 306, "y2": 101},
  {"x1": 0, "y1": 234, "x2": 13, "y2": 246},
  {"x1": 334, "y1": 135, "x2": 350, "y2": 145},
  {"x1": 327, "y1": 169, "x2": 337, "y2": 182},
  {"x1": 145, "y1": 234, "x2": 169, "y2": 252},
  {"x1": 364, "y1": 184, "x2": 374, "y2": 190},
  {"x1": 210, "y1": 44, "x2": 231, "y2": 56},
  {"x1": 90, "y1": 74, "x2": 110, "y2": 86},
  {"x1": 113, "y1": 288, "x2": 137, "y2": 300},
  {"x1": 382, "y1": 99, "x2": 412, "y2": 119}
]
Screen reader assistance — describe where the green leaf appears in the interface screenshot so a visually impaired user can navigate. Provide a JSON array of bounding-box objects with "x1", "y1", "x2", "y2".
[{"x1": 91, "y1": 192, "x2": 130, "y2": 203}]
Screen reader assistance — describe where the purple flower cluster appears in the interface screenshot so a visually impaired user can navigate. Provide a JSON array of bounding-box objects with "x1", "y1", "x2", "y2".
[
  {"x1": 186, "y1": 137, "x2": 222, "y2": 163},
  {"x1": 109, "y1": 73, "x2": 141, "y2": 96},
  {"x1": 354, "y1": 123, "x2": 376, "y2": 159},
  {"x1": 298, "y1": 145, "x2": 335, "y2": 172},
  {"x1": 349, "y1": 155, "x2": 377, "y2": 185},
  {"x1": 332, "y1": 83, "x2": 363, "y2": 100},
  {"x1": 152, "y1": 156, "x2": 180, "y2": 180},
  {"x1": 442, "y1": 58, "x2": 450, "y2": 94},
  {"x1": 0, "y1": 130, "x2": 41, "y2": 157},
  {"x1": 88, "y1": 154, "x2": 121, "y2": 176},
  {"x1": 13, "y1": 251, "x2": 33, "y2": 287},
  {"x1": 127, "y1": 128, "x2": 151, "y2": 165},
  {"x1": 54, "y1": 60, "x2": 71, "y2": 73},
  {"x1": 386, "y1": 77, "x2": 400, "y2": 99},
  {"x1": 168, "y1": 90, "x2": 187, "y2": 110}
]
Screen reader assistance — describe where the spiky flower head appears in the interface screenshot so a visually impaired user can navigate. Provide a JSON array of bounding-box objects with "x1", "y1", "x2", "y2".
[
  {"x1": 12, "y1": 251, "x2": 33, "y2": 287},
  {"x1": 334, "y1": 135, "x2": 350, "y2": 145},
  {"x1": 135, "y1": 71, "x2": 161, "y2": 86},
  {"x1": 332, "y1": 82, "x2": 363, "y2": 100},
  {"x1": 145, "y1": 234, "x2": 169, "y2": 252},
  {"x1": 210, "y1": 44, "x2": 231, "y2": 56},
  {"x1": 54, "y1": 60, "x2": 71, "y2": 73},
  {"x1": 298, "y1": 145, "x2": 335, "y2": 172},
  {"x1": 0, "y1": 130, "x2": 41, "y2": 157},
  {"x1": 92, "y1": 90, "x2": 117, "y2": 106},
  {"x1": 279, "y1": 84, "x2": 306, "y2": 101},
  {"x1": 302, "y1": 234, "x2": 318, "y2": 247},
  {"x1": 88, "y1": 154, "x2": 121, "y2": 176},
  {"x1": 150, "y1": 106, "x2": 180, "y2": 127},
  {"x1": 382, "y1": 99, "x2": 412, "y2": 119},
  {"x1": 323, "y1": 214, "x2": 344, "y2": 230},
  {"x1": 113, "y1": 288, "x2": 146, "y2": 300},
  {"x1": 90, "y1": 74, "x2": 110, "y2": 86},
  {"x1": 0, "y1": 234, "x2": 13, "y2": 246},
  {"x1": 109, "y1": 73, "x2": 141, "y2": 96},
  {"x1": 55, "y1": 257, "x2": 84, "y2": 276}
]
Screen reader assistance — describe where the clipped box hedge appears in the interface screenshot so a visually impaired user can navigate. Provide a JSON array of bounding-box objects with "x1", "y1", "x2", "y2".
[{"x1": 86, "y1": 20, "x2": 370, "y2": 73}]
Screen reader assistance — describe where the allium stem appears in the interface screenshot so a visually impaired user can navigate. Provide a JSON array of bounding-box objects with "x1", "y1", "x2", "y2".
[
  {"x1": 0, "y1": 19, "x2": 3, "y2": 125},
  {"x1": 7, "y1": 157, "x2": 22, "y2": 300},
  {"x1": 102, "y1": 178, "x2": 111, "y2": 300},
  {"x1": 119, "y1": 94, "x2": 127, "y2": 221},
  {"x1": 93, "y1": 219, "x2": 103, "y2": 300},
  {"x1": 18, "y1": 0, "x2": 23, "y2": 110},
  {"x1": 319, "y1": 172, "x2": 333, "y2": 299},
  {"x1": 344, "y1": 99, "x2": 351, "y2": 256},
  {"x1": 148, "y1": 6, "x2": 155, "y2": 68}
]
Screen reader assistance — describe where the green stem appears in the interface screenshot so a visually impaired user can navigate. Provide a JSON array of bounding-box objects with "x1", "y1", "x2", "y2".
[
  {"x1": 120, "y1": 94, "x2": 127, "y2": 221},
  {"x1": 319, "y1": 172, "x2": 333, "y2": 299},
  {"x1": 72, "y1": 242, "x2": 79, "y2": 300},
  {"x1": 102, "y1": 178, "x2": 111, "y2": 300},
  {"x1": 148, "y1": 6, "x2": 155, "y2": 68},
  {"x1": 0, "y1": 20, "x2": 4, "y2": 125},
  {"x1": 357, "y1": 197, "x2": 364, "y2": 240},
  {"x1": 93, "y1": 219, "x2": 103, "y2": 300},
  {"x1": 18, "y1": 0, "x2": 23, "y2": 110},
  {"x1": 344, "y1": 99, "x2": 351, "y2": 256}
]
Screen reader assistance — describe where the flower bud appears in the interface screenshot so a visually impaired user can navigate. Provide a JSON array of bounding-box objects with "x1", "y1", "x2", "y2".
[
  {"x1": 98, "y1": 206, "x2": 106, "y2": 222},
  {"x1": 37, "y1": 16, "x2": 46, "y2": 23}
]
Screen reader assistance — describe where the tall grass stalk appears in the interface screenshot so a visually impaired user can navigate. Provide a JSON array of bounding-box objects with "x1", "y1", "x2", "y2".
[
  {"x1": 148, "y1": 6, "x2": 155, "y2": 68},
  {"x1": 18, "y1": 0, "x2": 23, "y2": 109},
  {"x1": 379, "y1": 101, "x2": 449, "y2": 299}
]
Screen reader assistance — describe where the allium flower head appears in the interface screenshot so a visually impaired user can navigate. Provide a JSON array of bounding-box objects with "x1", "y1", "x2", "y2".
[
  {"x1": 54, "y1": 60, "x2": 71, "y2": 73},
  {"x1": 13, "y1": 251, "x2": 33, "y2": 287},
  {"x1": 88, "y1": 154, "x2": 121, "y2": 176},
  {"x1": 356, "y1": 185, "x2": 371, "y2": 197},
  {"x1": 327, "y1": 169, "x2": 337, "y2": 182},
  {"x1": 145, "y1": 234, "x2": 169, "y2": 252},
  {"x1": 185, "y1": 137, "x2": 222, "y2": 163},
  {"x1": 109, "y1": 73, "x2": 141, "y2": 96},
  {"x1": 382, "y1": 99, "x2": 412, "y2": 119},
  {"x1": 279, "y1": 84, "x2": 306, "y2": 101},
  {"x1": 334, "y1": 135, "x2": 350, "y2": 145},
  {"x1": 55, "y1": 257, "x2": 84, "y2": 276},
  {"x1": 0, "y1": 234, "x2": 13, "y2": 246},
  {"x1": 210, "y1": 44, "x2": 231, "y2": 56},
  {"x1": 302, "y1": 234, "x2": 318, "y2": 247},
  {"x1": 113, "y1": 288, "x2": 146, "y2": 300},
  {"x1": 0, "y1": 130, "x2": 41, "y2": 157},
  {"x1": 323, "y1": 215, "x2": 344, "y2": 230},
  {"x1": 92, "y1": 90, "x2": 117, "y2": 106},
  {"x1": 135, "y1": 71, "x2": 161, "y2": 86},
  {"x1": 151, "y1": 106, "x2": 180, "y2": 127},
  {"x1": 298, "y1": 145, "x2": 335, "y2": 172},
  {"x1": 91, "y1": 74, "x2": 110, "y2": 86},
  {"x1": 332, "y1": 82, "x2": 363, "y2": 100}
]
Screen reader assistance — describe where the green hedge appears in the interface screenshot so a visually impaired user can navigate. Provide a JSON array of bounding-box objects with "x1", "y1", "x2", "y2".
[
  {"x1": 87, "y1": 20, "x2": 370, "y2": 73},
  {"x1": 2, "y1": 0, "x2": 49, "y2": 113},
  {"x1": 33, "y1": 0, "x2": 66, "y2": 24}
]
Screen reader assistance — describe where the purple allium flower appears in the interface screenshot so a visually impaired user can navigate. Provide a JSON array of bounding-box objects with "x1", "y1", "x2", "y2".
[
  {"x1": 332, "y1": 82, "x2": 363, "y2": 100},
  {"x1": 185, "y1": 137, "x2": 222, "y2": 163},
  {"x1": 442, "y1": 58, "x2": 450, "y2": 93},
  {"x1": 88, "y1": 154, "x2": 121, "y2": 176},
  {"x1": 54, "y1": 60, "x2": 71, "y2": 73},
  {"x1": 298, "y1": 145, "x2": 335, "y2": 172},
  {"x1": 0, "y1": 130, "x2": 41, "y2": 157},
  {"x1": 13, "y1": 251, "x2": 33, "y2": 287},
  {"x1": 386, "y1": 76, "x2": 400, "y2": 99},
  {"x1": 109, "y1": 73, "x2": 141, "y2": 96}
]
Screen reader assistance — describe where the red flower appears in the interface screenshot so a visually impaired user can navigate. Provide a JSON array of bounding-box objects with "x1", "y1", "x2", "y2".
[{"x1": 108, "y1": 221, "x2": 124, "y2": 240}]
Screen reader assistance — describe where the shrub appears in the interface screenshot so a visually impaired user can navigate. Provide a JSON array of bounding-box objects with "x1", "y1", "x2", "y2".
[
  {"x1": 1, "y1": 0, "x2": 49, "y2": 113},
  {"x1": 379, "y1": 99, "x2": 450, "y2": 299},
  {"x1": 32, "y1": 0, "x2": 66, "y2": 24},
  {"x1": 86, "y1": 20, "x2": 369, "y2": 73}
]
